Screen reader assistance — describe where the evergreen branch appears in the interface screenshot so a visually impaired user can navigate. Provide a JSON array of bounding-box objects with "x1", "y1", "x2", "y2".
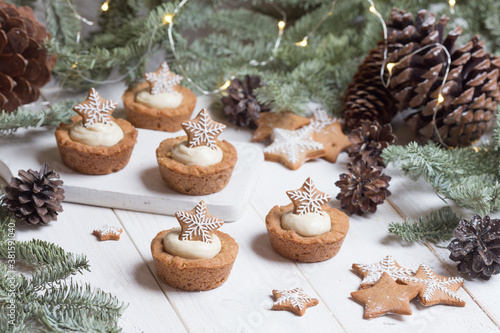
[
  {"x1": 0, "y1": 101, "x2": 75, "y2": 134},
  {"x1": 388, "y1": 207, "x2": 461, "y2": 243}
]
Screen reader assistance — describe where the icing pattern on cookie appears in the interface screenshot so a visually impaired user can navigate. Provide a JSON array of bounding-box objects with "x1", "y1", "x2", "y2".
[
  {"x1": 264, "y1": 127, "x2": 324, "y2": 165},
  {"x1": 272, "y1": 287, "x2": 319, "y2": 316},
  {"x1": 144, "y1": 61, "x2": 182, "y2": 95},
  {"x1": 353, "y1": 255, "x2": 414, "y2": 287},
  {"x1": 73, "y1": 88, "x2": 117, "y2": 128},
  {"x1": 286, "y1": 177, "x2": 331, "y2": 215},
  {"x1": 309, "y1": 108, "x2": 336, "y2": 132},
  {"x1": 175, "y1": 201, "x2": 224, "y2": 243},
  {"x1": 92, "y1": 225, "x2": 123, "y2": 241},
  {"x1": 182, "y1": 108, "x2": 226, "y2": 150}
]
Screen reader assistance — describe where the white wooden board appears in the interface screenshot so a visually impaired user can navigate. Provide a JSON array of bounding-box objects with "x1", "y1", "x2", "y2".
[{"x1": 0, "y1": 127, "x2": 263, "y2": 221}]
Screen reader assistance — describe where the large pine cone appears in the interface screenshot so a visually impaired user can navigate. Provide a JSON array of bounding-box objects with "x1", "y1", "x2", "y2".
[
  {"x1": 3, "y1": 163, "x2": 64, "y2": 225},
  {"x1": 448, "y1": 215, "x2": 500, "y2": 280},
  {"x1": 335, "y1": 160, "x2": 391, "y2": 215},
  {"x1": 0, "y1": 2, "x2": 55, "y2": 112}
]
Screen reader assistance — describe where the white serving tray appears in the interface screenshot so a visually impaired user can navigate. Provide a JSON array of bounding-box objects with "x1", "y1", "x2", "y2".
[{"x1": 0, "y1": 127, "x2": 263, "y2": 221}]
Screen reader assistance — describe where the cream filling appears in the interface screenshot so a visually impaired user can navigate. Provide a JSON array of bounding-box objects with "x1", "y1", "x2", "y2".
[
  {"x1": 136, "y1": 90, "x2": 183, "y2": 109},
  {"x1": 163, "y1": 227, "x2": 221, "y2": 259},
  {"x1": 281, "y1": 211, "x2": 331, "y2": 237},
  {"x1": 171, "y1": 141, "x2": 223, "y2": 166},
  {"x1": 69, "y1": 121, "x2": 124, "y2": 147}
]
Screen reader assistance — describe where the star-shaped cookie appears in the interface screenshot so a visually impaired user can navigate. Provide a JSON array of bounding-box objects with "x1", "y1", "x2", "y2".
[
  {"x1": 73, "y1": 88, "x2": 117, "y2": 127},
  {"x1": 92, "y1": 225, "x2": 123, "y2": 241},
  {"x1": 271, "y1": 287, "x2": 319, "y2": 316},
  {"x1": 351, "y1": 272, "x2": 420, "y2": 319},
  {"x1": 398, "y1": 264, "x2": 466, "y2": 307},
  {"x1": 264, "y1": 127, "x2": 325, "y2": 170},
  {"x1": 309, "y1": 109, "x2": 351, "y2": 163},
  {"x1": 144, "y1": 61, "x2": 182, "y2": 95},
  {"x1": 175, "y1": 201, "x2": 224, "y2": 243},
  {"x1": 352, "y1": 255, "x2": 414, "y2": 289},
  {"x1": 252, "y1": 111, "x2": 310, "y2": 142},
  {"x1": 286, "y1": 177, "x2": 331, "y2": 215},
  {"x1": 182, "y1": 108, "x2": 226, "y2": 150}
]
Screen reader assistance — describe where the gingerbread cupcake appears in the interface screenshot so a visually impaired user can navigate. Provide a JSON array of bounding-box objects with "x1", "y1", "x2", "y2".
[
  {"x1": 266, "y1": 178, "x2": 349, "y2": 262},
  {"x1": 151, "y1": 201, "x2": 239, "y2": 291},
  {"x1": 156, "y1": 108, "x2": 237, "y2": 195},
  {"x1": 123, "y1": 61, "x2": 196, "y2": 132},
  {"x1": 55, "y1": 88, "x2": 138, "y2": 175}
]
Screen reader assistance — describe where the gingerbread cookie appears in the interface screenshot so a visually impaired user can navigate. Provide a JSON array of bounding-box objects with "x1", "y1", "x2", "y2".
[
  {"x1": 145, "y1": 61, "x2": 182, "y2": 95},
  {"x1": 271, "y1": 287, "x2": 319, "y2": 316},
  {"x1": 175, "y1": 201, "x2": 224, "y2": 243},
  {"x1": 309, "y1": 109, "x2": 351, "y2": 163},
  {"x1": 92, "y1": 225, "x2": 123, "y2": 241},
  {"x1": 73, "y1": 88, "x2": 117, "y2": 127},
  {"x1": 353, "y1": 255, "x2": 414, "y2": 289},
  {"x1": 264, "y1": 127, "x2": 325, "y2": 170},
  {"x1": 252, "y1": 111, "x2": 310, "y2": 142},
  {"x1": 398, "y1": 264, "x2": 466, "y2": 307},
  {"x1": 351, "y1": 272, "x2": 420, "y2": 319}
]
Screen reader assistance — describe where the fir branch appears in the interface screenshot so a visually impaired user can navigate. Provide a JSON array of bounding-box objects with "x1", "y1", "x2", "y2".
[
  {"x1": 388, "y1": 207, "x2": 461, "y2": 243},
  {"x1": 0, "y1": 101, "x2": 75, "y2": 134}
]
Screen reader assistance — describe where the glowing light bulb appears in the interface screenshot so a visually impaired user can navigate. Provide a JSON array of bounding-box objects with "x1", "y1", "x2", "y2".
[
  {"x1": 449, "y1": 0, "x2": 456, "y2": 11},
  {"x1": 163, "y1": 14, "x2": 173, "y2": 25},
  {"x1": 278, "y1": 21, "x2": 285, "y2": 30},
  {"x1": 369, "y1": 5, "x2": 376, "y2": 13},
  {"x1": 386, "y1": 62, "x2": 396, "y2": 73},
  {"x1": 101, "y1": 1, "x2": 109, "y2": 11},
  {"x1": 71, "y1": 62, "x2": 78, "y2": 69},
  {"x1": 220, "y1": 80, "x2": 231, "y2": 90},
  {"x1": 437, "y1": 93, "x2": 444, "y2": 104},
  {"x1": 296, "y1": 38, "x2": 308, "y2": 47}
]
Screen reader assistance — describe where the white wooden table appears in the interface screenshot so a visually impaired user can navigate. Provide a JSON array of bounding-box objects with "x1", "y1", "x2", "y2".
[{"x1": 3, "y1": 83, "x2": 500, "y2": 333}]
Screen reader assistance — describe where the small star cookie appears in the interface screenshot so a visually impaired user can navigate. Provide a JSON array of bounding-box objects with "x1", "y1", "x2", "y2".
[
  {"x1": 264, "y1": 127, "x2": 325, "y2": 170},
  {"x1": 73, "y1": 88, "x2": 117, "y2": 127},
  {"x1": 272, "y1": 287, "x2": 319, "y2": 316},
  {"x1": 309, "y1": 109, "x2": 351, "y2": 163},
  {"x1": 351, "y1": 272, "x2": 420, "y2": 319},
  {"x1": 286, "y1": 177, "x2": 331, "y2": 215},
  {"x1": 92, "y1": 225, "x2": 123, "y2": 241},
  {"x1": 252, "y1": 111, "x2": 310, "y2": 142},
  {"x1": 398, "y1": 264, "x2": 466, "y2": 307},
  {"x1": 145, "y1": 61, "x2": 182, "y2": 95},
  {"x1": 175, "y1": 201, "x2": 224, "y2": 243},
  {"x1": 353, "y1": 255, "x2": 414, "y2": 289},
  {"x1": 182, "y1": 108, "x2": 226, "y2": 150}
]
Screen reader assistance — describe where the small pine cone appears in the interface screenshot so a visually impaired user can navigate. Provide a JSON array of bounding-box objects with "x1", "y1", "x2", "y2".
[
  {"x1": 335, "y1": 160, "x2": 391, "y2": 215},
  {"x1": 3, "y1": 163, "x2": 64, "y2": 225},
  {"x1": 346, "y1": 120, "x2": 396, "y2": 167},
  {"x1": 448, "y1": 215, "x2": 500, "y2": 280},
  {"x1": 221, "y1": 75, "x2": 271, "y2": 129}
]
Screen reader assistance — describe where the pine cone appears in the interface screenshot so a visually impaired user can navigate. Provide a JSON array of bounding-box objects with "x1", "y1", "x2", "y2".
[
  {"x1": 335, "y1": 160, "x2": 391, "y2": 215},
  {"x1": 0, "y1": 2, "x2": 56, "y2": 112},
  {"x1": 221, "y1": 75, "x2": 270, "y2": 129},
  {"x1": 448, "y1": 215, "x2": 500, "y2": 280},
  {"x1": 3, "y1": 163, "x2": 64, "y2": 225},
  {"x1": 346, "y1": 120, "x2": 396, "y2": 167},
  {"x1": 343, "y1": 44, "x2": 397, "y2": 130}
]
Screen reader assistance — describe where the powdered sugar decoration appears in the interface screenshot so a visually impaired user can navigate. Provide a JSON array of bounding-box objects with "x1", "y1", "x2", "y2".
[
  {"x1": 355, "y1": 255, "x2": 414, "y2": 285},
  {"x1": 287, "y1": 177, "x2": 331, "y2": 215},
  {"x1": 176, "y1": 201, "x2": 224, "y2": 243},
  {"x1": 274, "y1": 288, "x2": 315, "y2": 310},
  {"x1": 145, "y1": 61, "x2": 183, "y2": 95},
  {"x1": 73, "y1": 88, "x2": 117, "y2": 127},
  {"x1": 182, "y1": 108, "x2": 226, "y2": 150},
  {"x1": 264, "y1": 127, "x2": 324, "y2": 164},
  {"x1": 401, "y1": 264, "x2": 465, "y2": 302}
]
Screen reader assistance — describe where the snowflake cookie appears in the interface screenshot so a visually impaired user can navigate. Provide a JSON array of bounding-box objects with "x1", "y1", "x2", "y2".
[
  {"x1": 92, "y1": 225, "x2": 123, "y2": 241},
  {"x1": 73, "y1": 88, "x2": 117, "y2": 127},
  {"x1": 144, "y1": 61, "x2": 182, "y2": 95},
  {"x1": 182, "y1": 108, "x2": 226, "y2": 150},
  {"x1": 272, "y1": 287, "x2": 319, "y2": 316},
  {"x1": 175, "y1": 201, "x2": 224, "y2": 243},
  {"x1": 286, "y1": 177, "x2": 331, "y2": 215},
  {"x1": 398, "y1": 264, "x2": 466, "y2": 307},
  {"x1": 352, "y1": 255, "x2": 414, "y2": 288},
  {"x1": 264, "y1": 126, "x2": 325, "y2": 170}
]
